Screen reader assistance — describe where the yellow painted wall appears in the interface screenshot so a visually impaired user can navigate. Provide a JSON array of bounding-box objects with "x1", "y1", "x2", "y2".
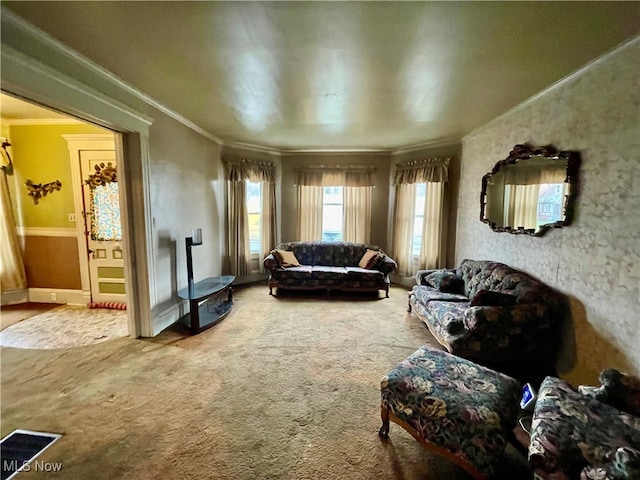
[{"x1": 9, "y1": 123, "x2": 106, "y2": 228}]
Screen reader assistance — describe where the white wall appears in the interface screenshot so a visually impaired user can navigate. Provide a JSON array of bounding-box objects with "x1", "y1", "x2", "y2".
[
  {"x1": 148, "y1": 114, "x2": 223, "y2": 312},
  {"x1": 456, "y1": 37, "x2": 640, "y2": 384}
]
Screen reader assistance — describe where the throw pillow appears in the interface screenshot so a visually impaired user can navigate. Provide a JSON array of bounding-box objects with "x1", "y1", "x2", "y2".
[
  {"x1": 424, "y1": 271, "x2": 465, "y2": 294},
  {"x1": 594, "y1": 369, "x2": 640, "y2": 416},
  {"x1": 273, "y1": 249, "x2": 300, "y2": 268},
  {"x1": 358, "y1": 249, "x2": 381, "y2": 269},
  {"x1": 469, "y1": 289, "x2": 517, "y2": 307}
]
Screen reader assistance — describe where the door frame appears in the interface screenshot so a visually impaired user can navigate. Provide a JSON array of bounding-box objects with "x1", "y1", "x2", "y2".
[{"x1": 64, "y1": 134, "x2": 121, "y2": 305}]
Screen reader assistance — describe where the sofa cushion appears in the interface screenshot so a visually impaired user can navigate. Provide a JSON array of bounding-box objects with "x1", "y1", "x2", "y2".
[
  {"x1": 270, "y1": 265, "x2": 313, "y2": 281},
  {"x1": 424, "y1": 270, "x2": 465, "y2": 294},
  {"x1": 310, "y1": 265, "x2": 347, "y2": 280},
  {"x1": 411, "y1": 285, "x2": 468, "y2": 305},
  {"x1": 358, "y1": 249, "x2": 380, "y2": 269},
  {"x1": 345, "y1": 266, "x2": 385, "y2": 281},
  {"x1": 469, "y1": 289, "x2": 517, "y2": 307},
  {"x1": 273, "y1": 249, "x2": 300, "y2": 268}
]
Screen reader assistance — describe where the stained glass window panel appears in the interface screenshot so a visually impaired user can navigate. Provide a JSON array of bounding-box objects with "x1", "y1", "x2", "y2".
[{"x1": 91, "y1": 182, "x2": 122, "y2": 241}]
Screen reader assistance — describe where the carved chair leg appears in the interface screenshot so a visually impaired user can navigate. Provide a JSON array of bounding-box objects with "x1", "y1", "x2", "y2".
[
  {"x1": 269, "y1": 286, "x2": 273, "y2": 295},
  {"x1": 378, "y1": 405, "x2": 390, "y2": 438},
  {"x1": 407, "y1": 291, "x2": 413, "y2": 312},
  {"x1": 385, "y1": 286, "x2": 389, "y2": 298}
]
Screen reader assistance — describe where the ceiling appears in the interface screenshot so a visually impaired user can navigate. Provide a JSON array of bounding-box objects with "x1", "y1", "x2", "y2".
[
  {"x1": 0, "y1": 92, "x2": 69, "y2": 120},
  {"x1": 2, "y1": 1, "x2": 639, "y2": 152}
]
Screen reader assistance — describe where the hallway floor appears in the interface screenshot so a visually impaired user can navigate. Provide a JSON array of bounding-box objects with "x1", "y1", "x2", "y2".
[{"x1": 0, "y1": 303, "x2": 128, "y2": 349}]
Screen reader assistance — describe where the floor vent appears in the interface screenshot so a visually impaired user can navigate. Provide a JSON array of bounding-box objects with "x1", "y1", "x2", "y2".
[{"x1": 1, "y1": 429, "x2": 62, "y2": 480}]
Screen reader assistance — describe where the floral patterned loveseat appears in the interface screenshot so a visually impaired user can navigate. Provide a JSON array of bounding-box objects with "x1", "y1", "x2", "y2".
[
  {"x1": 408, "y1": 259, "x2": 566, "y2": 364},
  {"x1": 263, "y1": 241, "x2": 397, "y2": 297},
  {"x1": 529, "y1": 370, "x2": 640, "y2": 480}
]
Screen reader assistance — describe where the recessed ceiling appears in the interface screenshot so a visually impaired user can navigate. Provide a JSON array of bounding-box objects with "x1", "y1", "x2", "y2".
[{"x1": 3, "y1": 1, "x2": 639, "y2": 151}]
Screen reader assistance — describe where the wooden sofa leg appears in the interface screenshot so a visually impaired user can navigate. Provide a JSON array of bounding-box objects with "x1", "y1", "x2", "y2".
[
  {"x1": 269, "y1": 286, "x2": 273, "y2": 295},
  {"x1": 379, "y1": 405, "x2": 390, "y2": 438}
]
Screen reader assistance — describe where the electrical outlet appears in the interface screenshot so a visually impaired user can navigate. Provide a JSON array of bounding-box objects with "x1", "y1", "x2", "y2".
[
  {"x1": 68, "y1": 213, "x2": 76, "y2": 222},
  {"x1": 50, "y1": 293, "x2": 57, "y2": 302}
]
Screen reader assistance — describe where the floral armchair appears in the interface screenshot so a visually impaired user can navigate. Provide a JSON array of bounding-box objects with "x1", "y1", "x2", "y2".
[{"x1": 528, "y1": 370, "x2": 640, "y2": 480}]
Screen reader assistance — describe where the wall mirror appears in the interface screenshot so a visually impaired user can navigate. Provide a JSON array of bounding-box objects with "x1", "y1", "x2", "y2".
[{"x1": 480, "y1": 144, "x2": 580, "y2": 236}]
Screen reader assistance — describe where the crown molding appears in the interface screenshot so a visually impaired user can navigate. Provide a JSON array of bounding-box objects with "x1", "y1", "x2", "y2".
[
  {"x1": 391, "y1": 136, "x2": 461, "y2": 155},
  {"x1": 222, "y1": 140, "x2": 283, "y2": 156},
  {"x1": 280, "y1": 148, "x2": 392, "y2": 156},
  {"x1": 2, "y1": 10, "x2": 221, "y2": 144}
]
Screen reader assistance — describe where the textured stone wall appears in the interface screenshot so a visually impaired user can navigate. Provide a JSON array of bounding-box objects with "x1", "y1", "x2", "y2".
[{"x1": 456, "y1": 37, "x2": 640, "y2": 384}]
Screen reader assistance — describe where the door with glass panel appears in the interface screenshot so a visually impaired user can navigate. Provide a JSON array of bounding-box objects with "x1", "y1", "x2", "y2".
[{"x1": 80, "y1": 150, "x2": 126, "y2": 303}]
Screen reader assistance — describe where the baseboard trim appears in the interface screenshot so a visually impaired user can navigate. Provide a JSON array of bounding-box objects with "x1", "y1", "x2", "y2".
[
  {"x1": 28, "y1": 288, "x2": 89, "y2": 305},
  {"x1": 151, "y1": 301, "x2": 187, "y2": 337}
]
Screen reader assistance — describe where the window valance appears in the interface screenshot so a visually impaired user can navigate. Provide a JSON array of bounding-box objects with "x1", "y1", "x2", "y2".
[
  {"x1": 294, "y1": 165, "x2": 376, "y2": 187},
  {"x1": 224, "y1": 157, "x2": 276, "y2": 183},
  {"x1": 392, "y1": 157, "x2": 450, "y2": 185},
  {"x1": 501, "y1": 161, "x2": 567, "y2": 185}
]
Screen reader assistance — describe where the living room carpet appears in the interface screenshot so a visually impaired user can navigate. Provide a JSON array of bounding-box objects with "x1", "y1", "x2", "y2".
[{"x1": 0, "y1": 283, "x2": 529, "y2": 479}]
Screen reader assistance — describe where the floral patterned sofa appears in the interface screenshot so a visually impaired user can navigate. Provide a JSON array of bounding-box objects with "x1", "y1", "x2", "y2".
[
  {"x1": 529, "y1": 370, "x2": 640, "y2": 480},
  {"x1": 407, "y1": 259, "x2": 566, "y2": 364},
  {"x1": 263, "y1": 241, "x2": 397, "y2": 297}
]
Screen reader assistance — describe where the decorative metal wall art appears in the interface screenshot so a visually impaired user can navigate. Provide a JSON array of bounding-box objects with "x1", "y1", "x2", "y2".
[
  {"x1": 25, "y1": 179, "x2": 63, "y2": 204},
  {"x1": 84, "y1": 162, "x2": 117, "y2": 188}
]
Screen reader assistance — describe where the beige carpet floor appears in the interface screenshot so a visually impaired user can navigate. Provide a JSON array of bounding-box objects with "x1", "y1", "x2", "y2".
[{"x1": 0, "y1": 284, "x2": 530, "y2": 479}]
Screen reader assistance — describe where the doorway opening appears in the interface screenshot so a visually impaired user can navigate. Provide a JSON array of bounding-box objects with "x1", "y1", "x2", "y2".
[{"x1": 0, "y1": 92, "x2": 134, "y2": 344}]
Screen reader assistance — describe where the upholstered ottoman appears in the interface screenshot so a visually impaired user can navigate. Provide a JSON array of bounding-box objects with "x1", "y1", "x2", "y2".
[{"x1": 379, "y1": 346, "x2": 521, "y2": 480}]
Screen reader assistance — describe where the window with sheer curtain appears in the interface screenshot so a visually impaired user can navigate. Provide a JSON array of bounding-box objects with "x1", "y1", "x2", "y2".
[
  {"x1": 224, "y1": 157, "x2": 277, "y2": 275},
  {"x1": 503, "y1": 183, "x2": 568, "y2": 230},
  {"x1": 391, "y1": 158, "x2": 449, "y2": 277},
  {"x1": 295, "y1": 165, "x2": 375, "y2": 244}
]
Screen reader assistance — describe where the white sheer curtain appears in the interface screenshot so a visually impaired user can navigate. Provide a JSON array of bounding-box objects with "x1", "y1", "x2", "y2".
[
  {"x1": 223, "y1": 157, "x2": 277, "y2": 276},
  {"x1": 418, "y1": 182, "x2": 445, "y2": 270},
  {"x1": 342, "y1": 186, "x2": 372, "y2": 244},
  {"x1": 391, "y1": 157, "x2": 449, "y2": 277},
  {"x1": 1, "y1": 167, "x2": 26, "y2": 292},
  {"x1": 294, "y1": 165, "x2": 376, "y2": 242},
  {"x1": 505, "y1": 184, "x2": 540, "y2": 230},
  {"x1": 297, "y1": 185, "x2": 323, "y2": 241},
  {"x1": 390, "y1": 183, "x2": 416, "y2": 277}
]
